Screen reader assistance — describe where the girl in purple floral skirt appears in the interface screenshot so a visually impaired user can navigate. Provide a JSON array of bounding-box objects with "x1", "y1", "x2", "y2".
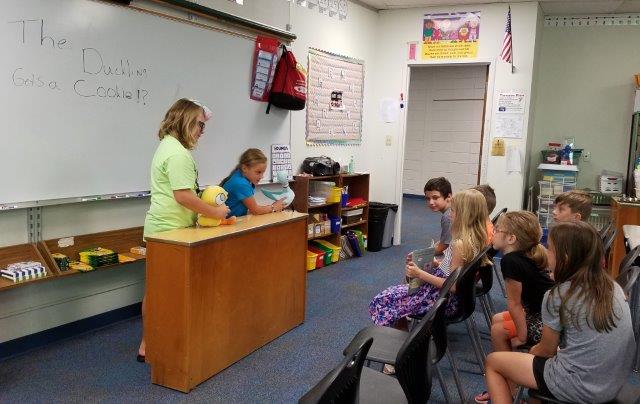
[{"x1": 369, "y1": 189, "x2": 489, "y2": 327}]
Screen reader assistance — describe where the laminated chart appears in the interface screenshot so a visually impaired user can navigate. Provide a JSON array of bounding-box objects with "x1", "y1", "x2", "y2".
[{"x1": 306, "y1": 49, "x2": 364, "y2": 145}]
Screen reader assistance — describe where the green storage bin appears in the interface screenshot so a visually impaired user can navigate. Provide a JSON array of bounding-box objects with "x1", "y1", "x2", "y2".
[
  {"x1": 310, "y1": 240, "x2": 339, "y2": 263},
  {"x1": 308, "y1": 244, "x2": 332, "y2": 265}
]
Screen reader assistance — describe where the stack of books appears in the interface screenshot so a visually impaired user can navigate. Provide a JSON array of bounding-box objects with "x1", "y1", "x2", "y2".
[
  {"x1": 1, "y1": 261, "x2": 47, "y2": 283},
  {"x1": 79, "y1": 247, "x2": 119, "y2": 267}
]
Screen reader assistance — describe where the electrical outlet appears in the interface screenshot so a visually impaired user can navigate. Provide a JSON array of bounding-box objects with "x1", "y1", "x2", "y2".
[
  {"x1": 385, "y1": 135, "x2": 392, "y2": 146},
  {"x1": 564, "y1": 136, "x2": 575, "y2": 146},
  {"x1": 583, "y1": 151, "x2": 591, "y2": 162}
]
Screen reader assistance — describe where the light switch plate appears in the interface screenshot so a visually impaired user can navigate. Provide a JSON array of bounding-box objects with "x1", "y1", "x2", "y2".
[{"x1": 385, "y1": 135, "x2": 392, "y2": 146}]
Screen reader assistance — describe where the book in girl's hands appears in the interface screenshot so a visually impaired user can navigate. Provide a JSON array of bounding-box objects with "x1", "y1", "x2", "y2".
[{"x1": 406, "y1": 246, "x2": 435, "y2": 295}]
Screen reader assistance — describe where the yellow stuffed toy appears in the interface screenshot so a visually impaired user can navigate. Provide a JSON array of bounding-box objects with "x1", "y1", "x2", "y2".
[{"x1": 197, "y1": 186, "x2": 237, "y2": 227}]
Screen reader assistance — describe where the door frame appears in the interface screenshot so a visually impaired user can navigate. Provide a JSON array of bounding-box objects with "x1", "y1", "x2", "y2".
[{"x1": 393, "y1": 60, "x2": 496, "y2": 245}]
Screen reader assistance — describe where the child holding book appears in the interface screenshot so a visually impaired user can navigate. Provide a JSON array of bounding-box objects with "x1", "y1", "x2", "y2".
[
  {"x1": 484, "y1": 221, "x2": 635, "y2": 404},
  {"x1": 369, "y1": 189, "x2": 488, "y2": 327}
]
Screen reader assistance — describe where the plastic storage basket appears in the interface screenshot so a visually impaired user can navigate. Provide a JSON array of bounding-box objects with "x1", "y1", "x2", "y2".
[
  {"x1": 311, "y1": 240, "x2": 341, "y2": 263},
  {"x1": 306, "y1": 251, "x2": 318, "y2": 271}
]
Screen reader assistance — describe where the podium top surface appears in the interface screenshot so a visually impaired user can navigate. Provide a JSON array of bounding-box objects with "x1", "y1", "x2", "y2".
[{"x1": 145, "y1": 211, "x2": 308, "y2": 247}]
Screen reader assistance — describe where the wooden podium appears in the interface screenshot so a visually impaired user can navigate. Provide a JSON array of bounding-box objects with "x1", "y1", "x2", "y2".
[{"x1": 144, "y1": 211, "x2": 308, "y2": 392}]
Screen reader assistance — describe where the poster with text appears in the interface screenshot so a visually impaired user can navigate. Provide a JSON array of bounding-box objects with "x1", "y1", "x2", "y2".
[{"x1": 421, "y1": 11, "x2": 480, "y2": 60}]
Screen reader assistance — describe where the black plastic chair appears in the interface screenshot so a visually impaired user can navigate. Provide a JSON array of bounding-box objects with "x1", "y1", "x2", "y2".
[
  {"x1": 343, "y1": 298, "x2": 447, "y2": 403},
  {"x1": 600, "y1": 220, "x2": 614, "y2": 241},
  {"x1": 443, "y1": 246, "x2": 492, "y2": 375},
  {"x1": 299, "y1": 338, "x2": 374, "y2": 404},
  {"x1": 528, "y1": 383, "x2": 640, "y2": 404},
  {"x1": 490, "y1": 207, "x2": 508, "y2": 296},
  {"x1": 604, "y1": 228, "x2": 618, "y2": 267},
  {"x1": 618, "y1": 245, "x2": 640, "y2": 286},
  {"x1": 491, "y1": 207, "x2": 508, "y2": 226},
  {"x1": 475, "y1": 262, "x2": 497, "y2": 329}
]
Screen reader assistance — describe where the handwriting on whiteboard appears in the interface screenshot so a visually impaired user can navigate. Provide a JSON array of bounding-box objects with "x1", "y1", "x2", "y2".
[{"x1": 7, "y1": 19, "x2": 151, "y2": 105}]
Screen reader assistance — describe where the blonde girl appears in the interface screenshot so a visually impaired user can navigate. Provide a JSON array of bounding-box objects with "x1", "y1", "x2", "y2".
[
  {"x1": 221, "y1": 148, "x2": 285, "y2": 217},
  {"x1": 475, "y1": 211, "x2": 553, "y2": 404},
  {"x1": 140, "y1": 98, "x2": 230, "y2": 362},
  {"x1": 485, "y1": 221, "x2": 635, "y2": 404},
  {"x1": 369, "y1": 189, "x2": 489, "y2": 327}
]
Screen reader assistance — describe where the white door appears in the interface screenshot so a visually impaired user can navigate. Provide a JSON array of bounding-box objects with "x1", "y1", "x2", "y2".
[{"x1": 403, "y1": 65, "x2": 487, "y2": 195}]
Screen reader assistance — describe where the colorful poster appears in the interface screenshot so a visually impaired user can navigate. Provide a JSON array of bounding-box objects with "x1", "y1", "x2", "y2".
[{"x1": 421, "y1": 11, "x2": 480, "y2": 60}]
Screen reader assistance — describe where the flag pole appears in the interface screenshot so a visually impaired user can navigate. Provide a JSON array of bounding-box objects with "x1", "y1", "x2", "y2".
[{"x1": 510, "y1": 5, "x2": 515, "y2": 73}]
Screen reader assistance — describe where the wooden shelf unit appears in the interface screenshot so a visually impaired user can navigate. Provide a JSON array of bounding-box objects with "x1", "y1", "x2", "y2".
[
  {"x1": 292, "y1": 173, "x2": 370, "y2": 253},
  {"x1": 40, "y1": 227, "x2": 145, "y2": 276},
  {"x1": 340, "y1": 173, "x2": 369, "y2": 239},
  {"x1": 0, "y1": 227, "x2": 145, "y2": 291},
  {"x1": 0, "y1": 243, "x2": 56, "y2": 291}
]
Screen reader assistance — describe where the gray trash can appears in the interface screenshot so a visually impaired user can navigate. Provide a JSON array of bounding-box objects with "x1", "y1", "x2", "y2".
[{"x1": 382, "y1": 204, "x2": 398, "y2": 248}]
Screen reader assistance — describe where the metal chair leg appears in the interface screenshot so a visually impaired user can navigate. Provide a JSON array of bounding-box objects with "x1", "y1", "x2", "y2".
[
  {"x1": 445, "y1": 348, "x2": 466, "y2": 404},
  {"x1": 434, "y1": 363, "x2": 453, "y2": 404},
  {"x1": 465, "y1": 316, "x2": 486, "y2": 374},
  {"x1": 486, "y1": 293, "x2": 497, "y2": 315},
  {"x1": 494, "y1": 264, "x2": 507, "y2": 297},
  {"x1": 513, "y1": 386, "x2": 525, "y2": 404},
  {"x1": 480, "y1": 296, "x2": 492, "y2": 330}
]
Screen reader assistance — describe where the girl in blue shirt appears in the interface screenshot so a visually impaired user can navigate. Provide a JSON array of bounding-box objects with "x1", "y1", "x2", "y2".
[{"x1": 221, "y1": 148, "x2": 285, "y2": 217}]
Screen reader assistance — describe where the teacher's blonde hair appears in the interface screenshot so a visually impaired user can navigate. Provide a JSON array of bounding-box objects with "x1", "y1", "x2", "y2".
[{"x1": 157, "y1": 98, "x2": 205, "y2": 150}]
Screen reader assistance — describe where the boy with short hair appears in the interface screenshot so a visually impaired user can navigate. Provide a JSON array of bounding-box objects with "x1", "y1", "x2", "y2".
[
  {"x1": 473, "y1": 184, "x2": 497, "y2": 243},
  {"x1": 473, "y1": 184, "x2": 496, "y2": 215},
  {"x1": 424, "y1": 177, "x2": 453, "y2": 255},
  {"x1": 553, "y1": 190, "x2": 592, "y2": 222}
]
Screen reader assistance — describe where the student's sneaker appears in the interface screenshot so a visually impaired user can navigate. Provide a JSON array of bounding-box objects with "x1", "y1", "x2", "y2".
[
  {"x1": 474, "y1": 391, "x2": 490, "y2": 404},
  {"x1": 382, "y1": 364, "x2": 395, "y2": 375}
]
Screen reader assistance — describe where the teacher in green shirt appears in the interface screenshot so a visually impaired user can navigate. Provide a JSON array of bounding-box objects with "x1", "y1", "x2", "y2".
[{"x1": 138, "y1": 98, "x2": 229, "y2": 362}]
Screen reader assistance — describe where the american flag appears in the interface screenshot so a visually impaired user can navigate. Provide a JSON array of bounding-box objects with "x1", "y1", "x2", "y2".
[{"x1": 500, "y1": 6, "x2": 513, "y2": 64}]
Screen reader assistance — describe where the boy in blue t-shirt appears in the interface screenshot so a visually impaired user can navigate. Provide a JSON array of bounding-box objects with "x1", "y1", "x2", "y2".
[{"x1": 424, "y1": 177, "x2": 452, "y2": 255}]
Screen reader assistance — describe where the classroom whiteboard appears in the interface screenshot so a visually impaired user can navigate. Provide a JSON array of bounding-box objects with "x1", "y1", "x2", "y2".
[{"x1": 1, "y1": 0, "x2": 290, "y2": 205}]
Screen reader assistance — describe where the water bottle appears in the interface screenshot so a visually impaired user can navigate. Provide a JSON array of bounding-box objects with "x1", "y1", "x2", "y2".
[{"x1": 348, "y1": 155, "x2": 354, "y2": 174}]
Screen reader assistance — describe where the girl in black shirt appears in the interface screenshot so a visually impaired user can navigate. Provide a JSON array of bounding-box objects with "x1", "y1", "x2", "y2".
[{"x1": 475, "y1": 211, "x2": 553, "y2": 404}]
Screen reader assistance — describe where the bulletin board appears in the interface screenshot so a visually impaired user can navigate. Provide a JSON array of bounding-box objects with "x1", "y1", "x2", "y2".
[{"x1": 306, "y1": 49, "x2": 364, "y2": 145}]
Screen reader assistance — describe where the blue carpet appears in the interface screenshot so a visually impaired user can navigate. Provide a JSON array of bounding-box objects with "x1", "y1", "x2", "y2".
[{"x1": 0, "y1": 197, "x2": 637, "y2": 403}]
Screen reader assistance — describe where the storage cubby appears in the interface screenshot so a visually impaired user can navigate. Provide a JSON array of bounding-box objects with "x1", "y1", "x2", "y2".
[
  {"x1": 39, "y1": 227, "x2": 145, "y2": 276},
  {"x1": 292, "y1": 173, "x2": 370, "y2": 267},
  {"x1": 0, "y1": 243, "x2": 56, "y2": 291}
]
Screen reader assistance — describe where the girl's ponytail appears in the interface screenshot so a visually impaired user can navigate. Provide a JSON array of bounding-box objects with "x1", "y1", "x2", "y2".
[{"x1": 526, "y1": 243, "x2": 548, "y2": 271}]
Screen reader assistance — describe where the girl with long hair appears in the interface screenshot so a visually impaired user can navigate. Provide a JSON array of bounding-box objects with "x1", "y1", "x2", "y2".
[
  {"x1": 485, "y1": 221, "x2": 635, "y2": 404},
  {"x1": 475, "y1": 211, "x2": 553, "y2": 404},
  {"x1": 369, "y1": 189, "x2": 489, "y2": 327}
]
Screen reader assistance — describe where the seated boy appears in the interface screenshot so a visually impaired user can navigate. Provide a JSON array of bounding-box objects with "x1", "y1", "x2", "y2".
[
  {"x1": 424, "y1": 177, "x2": 452, "y2": 255},
  {"x1": 473, "y1": 184, "x2": 497, "y2": 243},
  {"x1": 552, "y1": 190, "x2": 592, "y2": 223}
]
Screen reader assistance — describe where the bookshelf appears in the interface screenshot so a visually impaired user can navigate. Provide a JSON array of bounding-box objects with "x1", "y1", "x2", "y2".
[{"x1": 292, "y1": 173, "x2": 370, "y2": 260}]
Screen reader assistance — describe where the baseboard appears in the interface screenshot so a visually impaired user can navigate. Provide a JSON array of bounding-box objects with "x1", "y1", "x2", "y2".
[
  {"x1": 0, "y1": 302, "x2": 141, "y2": 360},
  {"x1": 403, "y1": 193, "x2": 424, "y2": 200}
]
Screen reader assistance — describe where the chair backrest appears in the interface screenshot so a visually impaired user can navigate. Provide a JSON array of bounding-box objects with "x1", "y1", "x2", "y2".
[
  {"x1": 395, "y1": 297, "x2": 446, "y2": 404},
  {"x1": 616, "y1": 265, "x2": 640, "y2": 296},
  {"x1": 298, "y1": 338, "x2": 373, "y2": 404},
  {"x1": 599, "y1": 220, "x2": 613, "y2": 241},
  {"x1": 603, "y1": 227, "x2": 618, "y2": 265},
  {"x1": 475, "y1": 262, "x2": 494, "y2": 297},
  {"x1": 619, "y1": 245, "x2": 640, "y2": 278},
  {"x1": 446, "y1": 246, "x2": 491, "y2": 325},
  {"x1": 491, "y1": 207, "x2": 507, "y2": 226},
  {"x1": 430, "y1": 296, "x2": 451, "y2": 365}
]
